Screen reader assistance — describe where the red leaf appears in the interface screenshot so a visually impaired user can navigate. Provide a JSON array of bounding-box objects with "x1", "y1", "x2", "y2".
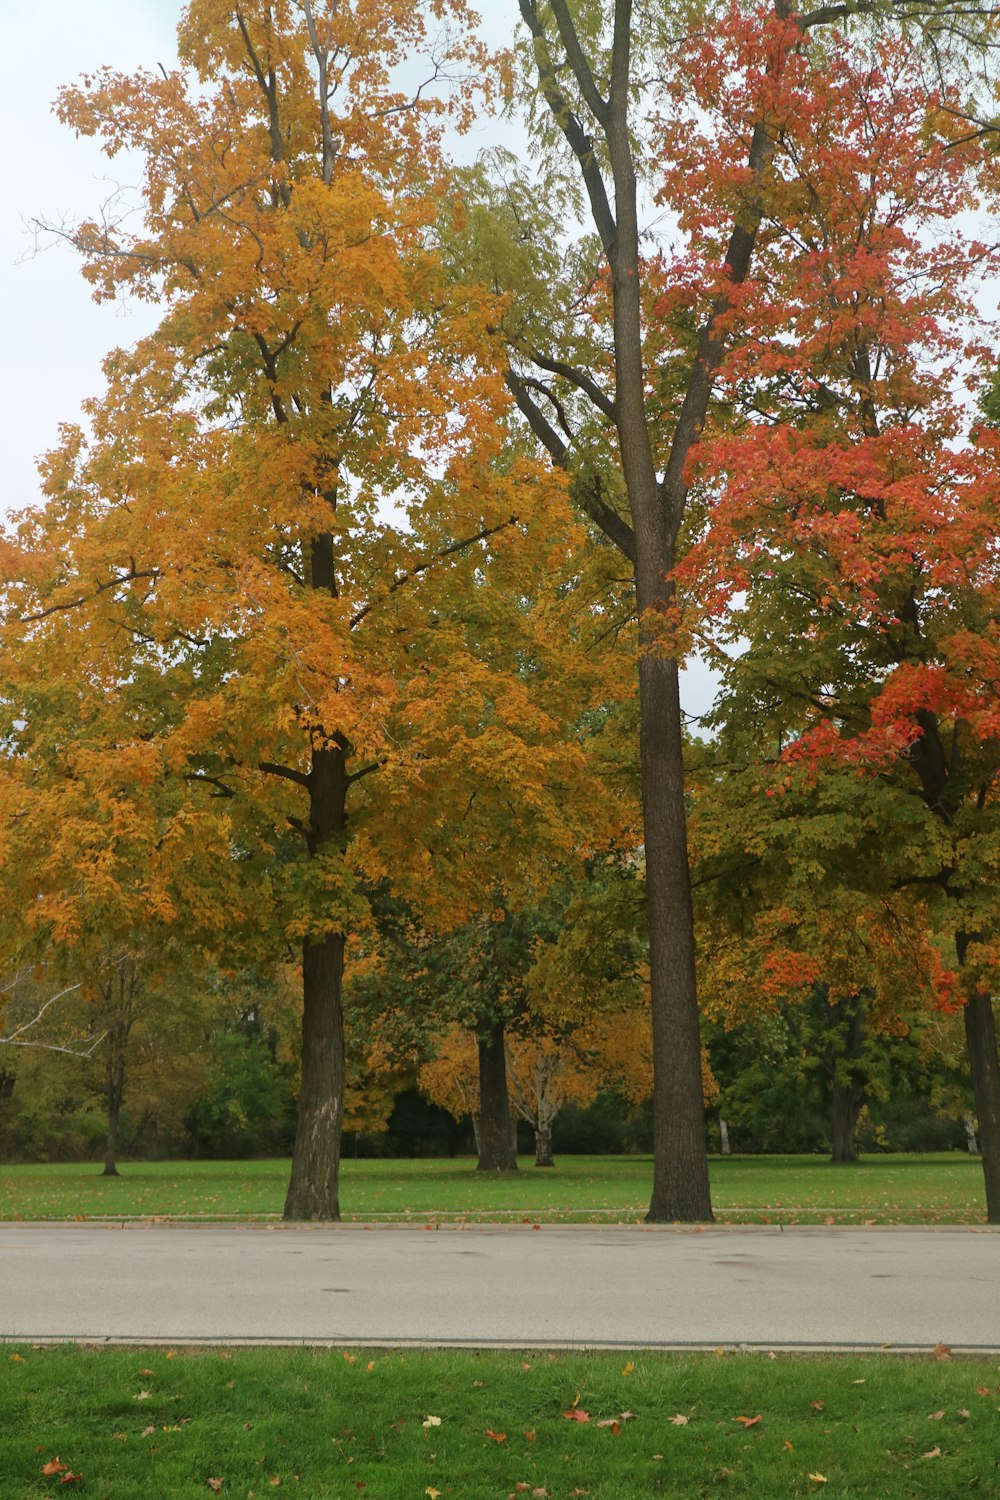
[{"x1": 563, "y1": 1409, "x2": 590, "y2": 1423}]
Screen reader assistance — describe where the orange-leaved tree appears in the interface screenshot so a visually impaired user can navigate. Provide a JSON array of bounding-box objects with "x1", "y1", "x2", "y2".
[
  {"x1": 4, "y1": 0, "x2": 580, "y2": 1218},
  {"x1": 674, "y1": 25, "x2": 1000, "y2": 1214}
]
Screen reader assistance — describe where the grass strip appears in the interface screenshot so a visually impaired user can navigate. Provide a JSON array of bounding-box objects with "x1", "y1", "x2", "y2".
[
  {"x1": 1, "y1": 1345, "x2": 998, "y2": 1498},
  {"x1": 0, "y1": 1154, "x2": 988, "y2": 1225}
]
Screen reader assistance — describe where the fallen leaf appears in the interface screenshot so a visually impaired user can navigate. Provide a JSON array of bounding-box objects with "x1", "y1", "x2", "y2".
[
  {"x1": 42, "y1": 1460, "x2": 68, "y2": 1476},
  {"x1": 975, "y1": 1387, "x2": 993, "y2": 1396},
  {"x1": 139, "y1": 1369, "x2": 154, "y2": 1377},
  {"x1": 933, "y1": 1343, "x2": 953, "y2": 1361},
  {"x1": 563, "y1": 1409, "x2": 590, "y2": 1423},
  {"x1": 422, "y1": 1416, "x2": 442, "y2": 1428},
  {"x1": 207, "y1": 1481, "x2": 224, "y2": 1494},
  {"x1": 734, "y1": 1415, "x2": 761, "y2": 1428},
  {"x1": 112, "y1": 1433, "x2": 126, "y2": 1442},
  {"x1": 668, "y1": 1414, "x2": 689, "y2": 1426},
  {"x1": 425, "y1": 1490, "x2": 441, "y2": 1499},
  {"x1": 134, "y1": 1391, "x2": 152, "y2": 1401},
  {"x1": 621, "y1": 1361, "x2": 634, "y2": 1376},
  {"x1": 485, "y1": 1429, "x2": 507, "y2": 1443},
  {"x1": 620, "y1": 1411, "x2": 636, "y2": 1423},
  {"x1": 852, "y1": 1379, "x2": 866, "y2": 1385},
  {"x1": 958, "y1": 1409, "x2": 970, "y2": 1419},
  {"x1": 808, "y1": 1474, "x2": 827, "y2": 1484},
  {"x1": 929, "y1": 1411, "x2": 945, "y2": 1421},
  {"x1": 166, "y1": 1350, "x2": 178, "y2": 1360},
  {"x1": 922, "y1": 1447, "x2": 942, "y2": 1460},
  {"x1": 58, "y1": 1473, "x2": 83, "y2": 1486},
  {"x1": 342, "y1": 1352, "x2": 356, "y2": 1364},
  {"x1": 783, "y1": 1440, "x2": 794, "y2": 1452},
  {"x1": 142, "y1": 1426, "x2": 156, "y2": 1438},
  {"x1": 9, "y1": 1353, "x2": 24, "y2": 1363},
  {"x1": 523, "y1": 1429, "x2": 537, "y2": 1442},
  {"x1": 366, "y1": 1361, "x2": 375, "y2": 1372},
  {"x1": 809, "y1": 1401, "x2": 824, "y2": 1411},
  {"x1": 520, "y1": 1361, "x2": 532, "y2": 1371},
  {"x1": 270, "y1": 1480, "x2": 281, "y2": 1488}
]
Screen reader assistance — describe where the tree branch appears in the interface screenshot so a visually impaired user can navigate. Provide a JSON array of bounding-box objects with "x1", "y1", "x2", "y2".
[{"x1": 349, "y1": 517, "x2": 522, "y2": 629}]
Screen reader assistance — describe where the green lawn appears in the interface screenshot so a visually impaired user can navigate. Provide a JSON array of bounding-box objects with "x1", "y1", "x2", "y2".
[
  {"x1": 1, "y1": 1345, "x2": 998, "y2": 1498},
  {"x1": 0, "y1": 1153, "x2": 987, "y2": 1224}
]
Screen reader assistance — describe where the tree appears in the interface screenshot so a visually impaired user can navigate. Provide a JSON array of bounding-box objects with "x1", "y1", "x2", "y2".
[
  {"x1": 675, "y1": 21, "x2": 1000, "y2": 1214},
  {"x1": 488, "y1": 0, "x2": 995, "y2": 1219},
  {"x1": 6, "y1": 0, "x2": 584, "y2": 1218}
]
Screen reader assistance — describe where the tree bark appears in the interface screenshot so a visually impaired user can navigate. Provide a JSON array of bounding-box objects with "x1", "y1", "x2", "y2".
[
  {"x1": 283, "y1": 739, "x2": 349, "y2": 1220},
  {"x1": 534, "y1": 1121, "x2": 555, "y2": 1167},
  {"x1": 829, "y1": 1074, "x2": 863, "y2": 1163},
  {"x1": 476, "y1": 1017, "x2": 518, "y2": 1171},
  {"x1": 964, "y1": 1112, "x2": 979, "y2": 1155},
  {"x1": 100, "y1": 971, "x2": 135, "y2": 1177},
  {"x1": 963, "y1": 988, "x2": 1000, "y2": 1222},
  {"x1": 719, "y1": 1116, "x2": 731, "y2": 1156}
]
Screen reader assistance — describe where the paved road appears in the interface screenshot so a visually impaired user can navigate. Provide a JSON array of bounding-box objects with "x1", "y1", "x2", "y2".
[{"x1": 1, "y1": 1223, "x2": 997, "y2": 1351}]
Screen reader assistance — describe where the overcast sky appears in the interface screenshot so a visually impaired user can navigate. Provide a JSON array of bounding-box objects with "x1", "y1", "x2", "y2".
[{"x1": 3, "y1": 0, "x2": 718, "y2": 720}]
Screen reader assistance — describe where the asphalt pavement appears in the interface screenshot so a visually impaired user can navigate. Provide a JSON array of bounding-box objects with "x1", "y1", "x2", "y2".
[{"x1": 1, "y1": 1222, "x2": 997, "y2": 1352}]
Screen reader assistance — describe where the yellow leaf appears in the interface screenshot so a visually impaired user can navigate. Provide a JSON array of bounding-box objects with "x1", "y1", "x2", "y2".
[
  {"x1": 621, "y1": 1361, "x2": 635, "y2": 1376},
  {"x1": 809, "y1": 1476, "x2": 827, "y2": 1485}
]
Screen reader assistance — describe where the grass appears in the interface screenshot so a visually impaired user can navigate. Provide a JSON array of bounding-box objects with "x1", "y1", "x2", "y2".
[
  {"x1": 0, "y1": 1153, "x2": 988, "y2": 1225},
  {"x1": 1, "y1": 1344, "x2": 998, "y2": 1498}
]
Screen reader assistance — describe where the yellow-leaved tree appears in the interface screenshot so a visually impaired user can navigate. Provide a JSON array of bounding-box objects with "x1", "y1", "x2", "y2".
[{"x1": 1, "y1": 0, "x2": 588, "y2": 1218}]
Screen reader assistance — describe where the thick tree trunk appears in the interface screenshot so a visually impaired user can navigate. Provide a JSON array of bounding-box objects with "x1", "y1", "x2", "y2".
[
  {"x1": 963, "y1": 990, "x2": 1000, "y2": 1223},
  {"x1": 641, "y1": 651, "x2": 713, "y2": 1221},
  {"x1": 284, "y1": 737, "x2": 349, "y2": 1220},
  {"x1": 534, "y1": 1121, "x2": 555, "y2": 1167},
  {"x1": 476, "y1": 1017, "x2": 517, "y2": 1171},
  {"x1": 283, "y1": 928, "x2": 346, "y2": 1219},
  {"x1": 829, "y1": 1076, "x2": 863, "y2": 1163}
]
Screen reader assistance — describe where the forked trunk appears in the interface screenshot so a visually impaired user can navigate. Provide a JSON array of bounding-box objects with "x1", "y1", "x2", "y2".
[
  {"x1": 534, "y1": 1122, "x2": 554, "y2": 1167},
  {"x1": 476, "y1": 1017, "x2": 518, "y2": 1172}
]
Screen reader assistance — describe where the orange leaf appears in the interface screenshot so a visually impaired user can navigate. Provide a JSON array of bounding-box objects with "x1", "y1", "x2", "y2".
[
  {"x1": 563, "y1": 1409, "x2": 590, "y2": 1423},
  {"x1": 734, "y1": 1415, "x2": 761, "y2": 1428},
  {"x1": 207, "y1": 1481, "x2": 224, "y2": 1494},
  {"x1": 485, "y1": 1429, "x2": 507, "y2": 1443},
  {"x1": 42, "y1": 1460, "x2": 68, "y2": 1476}
]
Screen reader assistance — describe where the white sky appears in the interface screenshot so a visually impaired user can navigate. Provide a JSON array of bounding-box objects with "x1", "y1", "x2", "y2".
[{"x1": 2, "y1": 0, "x2": 718, "y2": 720}]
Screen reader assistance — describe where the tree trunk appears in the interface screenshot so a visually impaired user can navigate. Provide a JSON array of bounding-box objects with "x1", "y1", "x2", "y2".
[
  {"x1": 476, "y1": 1017, "x2": 517, "y2": 1171},
  {"x1": 102, "y1": 1085, "x2": 122, "y2": 1177},
  {"x1": 283, "y1": 737, "x2": 349, "y2": 1220},
  {"x1": 964, "y1": 1112, "x2": 979, "y2": 1155},
  {"x1": 534, "y1": 1121, "x2": 555, "y2": 1167},
  {"x1": 963, "y1": 989, "x2": 1000, "y2": 1222},
  {"x1": 641, "y1": 648, "x2": 713, "y2": 1221},
  {"x1": 101, "y1": 978, "x2": 134, "y2": 1176},
  {"x1": 719, "y1": 1116, "x2": 731, "y2": 1156},
  {"x1": 829, "y1": 1075, "x2": 863, "y2": 1163}
]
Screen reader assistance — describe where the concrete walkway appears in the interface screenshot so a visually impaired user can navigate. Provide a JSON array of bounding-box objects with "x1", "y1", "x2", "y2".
[{"x1": 1, "y1": 1222, "x2": 997, "y2": 1351}]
